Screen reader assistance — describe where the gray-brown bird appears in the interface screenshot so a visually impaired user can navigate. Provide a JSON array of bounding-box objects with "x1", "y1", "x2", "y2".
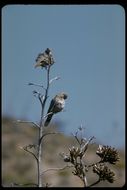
[
  {"x1": 34, "y1": 48, "x2": 55, "y2": 68},
  {"x1": 44, "y1": 93, "x2": 68, "y2": 127}
]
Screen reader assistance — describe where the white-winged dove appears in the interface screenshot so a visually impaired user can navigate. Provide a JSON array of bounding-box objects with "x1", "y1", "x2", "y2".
[
  {"x1": 34, "y1": 48, "x2": 55, "y2": 68},
  {"x1": 44, "y1": 93, "x2": 68, "y2": 127}
]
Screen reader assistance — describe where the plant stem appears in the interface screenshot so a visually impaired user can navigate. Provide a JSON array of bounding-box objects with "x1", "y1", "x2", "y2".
[
  {"x1": 37, "y1": 66, "x2": 51, "y2": 187},
  {"x1": 89, "y1": 179, "x2": 100, "y2": 187}
]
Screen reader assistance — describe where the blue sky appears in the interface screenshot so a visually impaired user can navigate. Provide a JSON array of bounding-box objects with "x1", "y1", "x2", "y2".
[{"x1": 2, "y1": 5, "x2": 125, "y2": 148}]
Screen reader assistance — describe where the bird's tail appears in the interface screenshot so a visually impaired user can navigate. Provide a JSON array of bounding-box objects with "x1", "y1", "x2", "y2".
[
  {"x1": 34, "y1": 63, "x2": 40, "y2": 68},
  {"x1": 44, "y1": 113, "x2": 53, "y2": 127}
]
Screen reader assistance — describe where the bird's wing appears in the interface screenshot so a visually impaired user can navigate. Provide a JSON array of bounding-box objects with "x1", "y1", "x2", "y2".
[
  {"x1": 35, "y1": 52, "x2": 49, "y2": 63},
  {"x1": 47, "y1": 98, "x2": 56, "y2": 114}
]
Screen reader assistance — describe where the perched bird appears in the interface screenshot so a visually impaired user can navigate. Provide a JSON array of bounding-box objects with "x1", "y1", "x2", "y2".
[
  {"x1": 44, "y1": 93, "x2": 68, "y2": 127},
  {"x1": 34, "y1": 48, "x2": 55, "y2": 68}
]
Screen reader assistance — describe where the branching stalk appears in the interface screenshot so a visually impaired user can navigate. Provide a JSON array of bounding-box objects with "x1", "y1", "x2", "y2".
[
  {"x1": 41, "y1": 165, "x2": 73, "y2": 176},
  {"x1": 16, "y1": 120, "x2": 40, "y2": 129},
  {"x1": 37, "y1": 66, "x2": 51, "y2": 187},
  {"x1": 89, "y1": 179, "x2": 101, "y2": 187}
]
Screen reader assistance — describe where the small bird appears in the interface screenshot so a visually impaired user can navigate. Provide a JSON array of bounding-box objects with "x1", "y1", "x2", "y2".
[
  {"x1": 44, "y1": 93, "x2": 68, "y2": 127},
  {"x1": 34, "y1": 48, "x2": 55, "y2": 68}
]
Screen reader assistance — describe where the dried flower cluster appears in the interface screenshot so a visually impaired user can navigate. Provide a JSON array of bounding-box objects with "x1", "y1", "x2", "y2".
[
  {"x1": 93, "y1": 164, "x2": 115, "y2": 183},
  {"x1": 96, "y1": 145, "x2": 120, "y2": 164},
  {"x1": 62, "y1": 127, "x2": 120, "y2": 187}
]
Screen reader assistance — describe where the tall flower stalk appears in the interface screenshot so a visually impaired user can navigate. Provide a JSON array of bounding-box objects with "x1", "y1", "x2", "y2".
[
  {"x1": 37, "y1": 65, "x2": 51, "y2": 187},
  {"x1": 17, "y1": 48, "x2": 57, "y2": 187}
]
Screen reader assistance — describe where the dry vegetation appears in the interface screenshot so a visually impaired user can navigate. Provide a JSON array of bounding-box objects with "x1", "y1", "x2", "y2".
[{"x1": 2, "y1": 116, "x2": 125, "y2": 187}]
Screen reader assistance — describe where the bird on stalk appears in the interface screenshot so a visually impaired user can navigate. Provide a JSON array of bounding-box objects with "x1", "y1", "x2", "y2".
[{"x1": 44, "y1": 92, "x2": 68, "y2": 127}]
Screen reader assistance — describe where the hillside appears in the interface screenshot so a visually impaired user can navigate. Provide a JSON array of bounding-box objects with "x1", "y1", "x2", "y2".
[{"x1": 2, "y1": 116, "x2": 125, "y2": 187}]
